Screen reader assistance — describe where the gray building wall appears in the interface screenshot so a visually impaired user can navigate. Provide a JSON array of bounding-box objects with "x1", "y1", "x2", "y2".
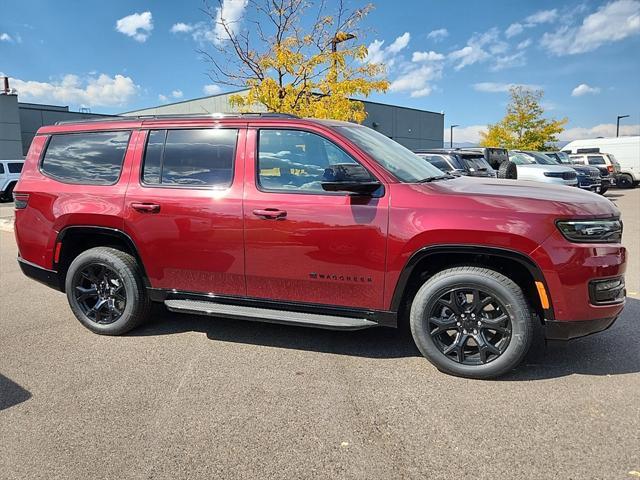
[
  {"x1": 124, "y1": 90, "x2": 444, "y2": 150},
  {"x1": 0, "y1": 94, "x2": 23, "y2": 160},
  {"x1": 17, "y1": 103, "x2": 113, "y2": 156}
]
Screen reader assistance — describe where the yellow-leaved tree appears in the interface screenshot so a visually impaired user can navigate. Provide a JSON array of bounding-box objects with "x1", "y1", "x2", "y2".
[
  {"x1": 200, "y1": 0, "x2": 388, "y2": 122},
  {"x1": 480, "y1": 86, "x2": 567, "y2": 150}
]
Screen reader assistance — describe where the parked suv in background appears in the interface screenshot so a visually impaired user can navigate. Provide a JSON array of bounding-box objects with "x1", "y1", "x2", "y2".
[
  {"x1": 413, "y1": 149, "x2": 496, "y2": 178},
  {"x1": 0, "y1": 159, "x2": 24, "y2": 201},
  {"x1": 570, "y1": 152, "x2": 620, "y2": 189},
  {"x1": 508, "y1": 151, "x2": 578, "y2": 186},
  {"x1": 531, "y1": 151, "x2": 603, "y2": 193},
  {"x1": 14, "y1": 114, "x2": 627, "y2": 379}
]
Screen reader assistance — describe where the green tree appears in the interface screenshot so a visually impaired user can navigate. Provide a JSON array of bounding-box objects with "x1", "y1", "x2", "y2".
[
  {"x1": 480, "y1": 86, "x2": 567, "y2": 150},
  {"x1": 200, "y1": 0, "x2": 388, "y2": 122}
]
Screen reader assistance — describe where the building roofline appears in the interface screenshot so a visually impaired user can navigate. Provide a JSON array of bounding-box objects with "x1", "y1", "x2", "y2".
[
  {"x1": 120, "y1": 88, "x2": 250, "y2": 114},
  {"x1": 358, "y1": 98, "x2": 443, "y2": 116}
]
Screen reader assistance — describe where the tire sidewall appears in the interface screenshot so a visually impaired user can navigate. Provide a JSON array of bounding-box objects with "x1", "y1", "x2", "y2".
[
  {"x1": 410, "y1": 271, "x2": 531, "y2": 378},
  {"x1": 618, "y1": 174, "x2": 633, "y2": 189},
  {"x1": 65, "y1": 250, "x2": 143, "y2": 335}
]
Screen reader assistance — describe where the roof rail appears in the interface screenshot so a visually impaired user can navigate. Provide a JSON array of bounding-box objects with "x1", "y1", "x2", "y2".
[{"x1": 54, "y1": 112, "x2": 299, "y2": 126}]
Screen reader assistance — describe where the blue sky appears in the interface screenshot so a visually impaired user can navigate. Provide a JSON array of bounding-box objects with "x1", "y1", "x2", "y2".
[{"x1": 1, "y1": 0, "x2": 639, "y2": 143}]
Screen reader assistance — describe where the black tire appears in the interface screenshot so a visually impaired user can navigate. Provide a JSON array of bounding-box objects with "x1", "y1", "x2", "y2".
[
  {"x1": 65, "y1": 247, "x2": 150, "y2": 335},
  {"x1": 1, "y1": 182, "x2": 15, "y2": 202},
  {"x1": 598, "y1": 185, "x2": 608, "y2": 195},
  {"x1": 497, "y1": 161, "x2": 517, "y2": 179},
  {"x1": 410, "y1": 266, "x2": 533, "y2": 379},
  {"x1": 617, "y1": 173, "x2": 634, "y2": 189}
]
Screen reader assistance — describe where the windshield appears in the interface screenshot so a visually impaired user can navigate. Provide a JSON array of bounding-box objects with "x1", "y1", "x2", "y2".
[
  {"x1": 524, "y1": 151, "x2": 559, "y2": 165},
  {"x1": 508, "y1": 152, "x2": 536, "y2": 165},
  {"x1": 336, "y1": 126, "x2": 444, "y2": 182},
  {"x1": 460, "y1": 155, "x2": 492, "y2": 171}
]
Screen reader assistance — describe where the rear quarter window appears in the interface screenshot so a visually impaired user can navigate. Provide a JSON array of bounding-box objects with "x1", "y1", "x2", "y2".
[
  {"x1": 8, "y1": 163, "x2": 23, "y2": 173},
  {"x1": 40, "y1": 131, "x2": 131, "y2": 185}
]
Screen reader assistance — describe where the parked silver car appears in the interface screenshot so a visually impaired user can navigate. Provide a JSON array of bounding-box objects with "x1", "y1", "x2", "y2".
[
  {"x1": 0, "y1": 159, "x2": 24, "y2": 202},
  {"x1": 508, "y1": 151, "x2": 578, "y2": 186}
]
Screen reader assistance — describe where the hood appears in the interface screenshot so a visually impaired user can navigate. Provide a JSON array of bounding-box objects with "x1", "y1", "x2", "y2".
[
  {"x1": 517, "y1": 164, "x2": 574, "y2": 173},
  {"x1": 407, "y1": 176, "x2": 620, "y2": 218}
]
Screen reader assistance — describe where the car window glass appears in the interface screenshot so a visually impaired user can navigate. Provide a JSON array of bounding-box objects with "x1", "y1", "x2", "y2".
[
  {"x1": 461, "y1": 155, "x2": 491, "y2": 170},
  {"x1": 41, "y1": 131, "x2": 130, "y2": 185},
  {"x1": 420, "y1": 155, "x2": 453, "y2": 171},
  {"x1": 257, "y1": 129, "x2": 361, "y2": 193},
  {"x1": 587, "y1": 155, "x2": 605, "y2": 165},
  {"x1": 142, "y1": 129, "x2": 237, "y2": 188},
  {"x1": 8, "y1": 163, "x2": 23, "y2": 173},
  {"x1": 0, "y1": 164, "x2": 4, "y2": 174},
  {"x1": 508, "y1": 153, "x2": 533, "y2": 165}
]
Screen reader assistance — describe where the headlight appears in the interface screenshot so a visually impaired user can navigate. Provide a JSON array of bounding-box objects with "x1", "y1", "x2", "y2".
[{"x1": 556, "y1": 218, "x2": 622, "y2": 243}]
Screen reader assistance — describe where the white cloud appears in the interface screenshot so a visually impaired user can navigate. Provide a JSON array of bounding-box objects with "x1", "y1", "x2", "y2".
[
  {"x1": 158, "y1": 94, "x2": 168, "y2": 102},
  {"x1": 170, "y1": 22, "x2": 194, "y2": 34},
  {"x1": 505, "y1": 23, "x2": 524, "y2": 38},
  {"x1": 541, "y1": 0, "x2": 640, "y2": 55},
  {"x1": 560, "y1": 123, "x2": 640, "y2": 141},
  {"x1": 412, "y1": 50, "x2": 445, "y2": 62},
  {"x1": 444, "y1": 125, "x2": 487, "y2": 145},
  {"x1": 171, "y1": 89, "x2": 183, "y2": 99},
  {"x1": 213, "y1": 0, "x2": 249, "y2": 44},
  {"x1": 9, "y1": 73, "x2": 138, "y2": 106},
  {"x1": 517, "y1": 38, "x2": 532, "y2": 49},
  {"x1": 203, "y1": 84, "x2": 222, "y2": 95},
  {"x1": 116, "y1": 11, "x2": 153, "y2": 42},
  {"x1": 389, "y1": 64, "x2": 442, "y2": 97},
  {"x1": 449, "y1": 45, "x2": 490, "y2": 70},
  {"x1": 524, "y1": 9, "x2": 558, "y2": 25},
  {"x1": 388, "y1": 32, "x2": 411, "y2": 53},
  {"x1": 571, "y1": 83, "x2": 601, "y2": 96},
  {"x1": 1, "y1": 32, "x2": 14, "y2": 42},
  {"x1": 473, "y1": 82, "x2": 541, "y2": 93},
  {"x1": 364, "y1": 32, "x2": 411, "y2": 66},
  {"x1": 427, "y1": 28, "x2": 448, "y2": 41},
  {"x1": 491, "y1": 51, "x2": 526, "y2": 71}
]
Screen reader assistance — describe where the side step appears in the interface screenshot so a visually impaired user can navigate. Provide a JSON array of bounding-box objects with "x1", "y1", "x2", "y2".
[{"x1": 164, "y1": 299, "x2": 377, "y2": 331}]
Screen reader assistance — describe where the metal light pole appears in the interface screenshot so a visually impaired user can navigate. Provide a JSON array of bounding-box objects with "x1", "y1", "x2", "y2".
[
  {"x1": 330, "y1": 32, "x2": 356, "y2": 83},
  {"x1": 616, "y1": 115, "x2": 629, "y2": 137},
  {"x1": 450, "y1": 124, "x2": 459, "y2": 148}
]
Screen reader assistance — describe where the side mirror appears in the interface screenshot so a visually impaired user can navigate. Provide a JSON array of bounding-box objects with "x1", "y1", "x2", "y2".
[{"x1": 321, "y1": 163, "x2": 382, "y2": 196}]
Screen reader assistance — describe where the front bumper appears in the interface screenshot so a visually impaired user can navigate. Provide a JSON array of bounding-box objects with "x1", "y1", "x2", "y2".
[{"x1": 545, "y1": 316, "x2": 618, "y2": 340}]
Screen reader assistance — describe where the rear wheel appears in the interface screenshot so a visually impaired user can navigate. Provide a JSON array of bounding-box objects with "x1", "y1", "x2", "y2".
[
  {"x1": 617, "y1": 173, "x2": 634, "y2": 189},
  {"x1": 1, "y1": 183, "x2": 15, "y2": 202},
  {"x1": 410, "y1": 266, "x2": 533, "y2": 379},
  {"x1": 599, "y1": 185, "x2": 608, "y2": 195},
  {"x1": 65, "y1": 247, "x2": 150, "y2": 335}
]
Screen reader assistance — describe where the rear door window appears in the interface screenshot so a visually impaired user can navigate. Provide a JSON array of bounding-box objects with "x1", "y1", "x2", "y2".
[
  {"x1": 142, "y1": 128, "x2": 237, "y2": 188},
  {"x1": 0, "y1": 164, "x2": 4, "y2": 174},
  {"x1": 41, "y1": 131, "x2": 131, "y2": 185}
]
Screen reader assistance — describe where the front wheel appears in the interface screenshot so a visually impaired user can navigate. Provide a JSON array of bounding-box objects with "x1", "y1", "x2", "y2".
[
  {"x1": 599, "y1": 185, "x2": 608, "y2": 195},
  {"x1": 410, "y1": 267, "x2": 534, "y2": 379},
  {"x1": 65, "y1": 247, "x2": 151, "y2": 335}
]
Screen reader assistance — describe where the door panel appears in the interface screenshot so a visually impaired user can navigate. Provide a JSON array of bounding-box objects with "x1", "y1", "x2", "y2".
[
  {"x1": 123, "y1": 128, "x2": 246, "y2": 295},
  {"x1": 243, "y1": 128, "x2": 389, "y2": 310}
]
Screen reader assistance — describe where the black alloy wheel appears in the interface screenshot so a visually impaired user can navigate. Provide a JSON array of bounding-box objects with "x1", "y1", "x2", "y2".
[
  {"x1": 73, "y1": 263, "x2": 127, "y2": 325},
  {"x1": 428, "y1": 288, "x2": 511, "y2": 365}
]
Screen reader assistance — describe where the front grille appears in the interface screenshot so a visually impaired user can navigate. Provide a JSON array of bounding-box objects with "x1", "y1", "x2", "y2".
[
  {"x1": 589, "y1": 277, "x2": 626, "y2": 305},
  {"x1": 589, "y1": 170, "x2": 600, "y2": 178},
  {"x1": 563, "y1": 171, "x2": 577, "y2": 180}
]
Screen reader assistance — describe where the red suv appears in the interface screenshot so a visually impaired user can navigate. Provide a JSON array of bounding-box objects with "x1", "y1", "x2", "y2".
[{"x1": 14, "y1": 114, "x2": 627, "y2": 378}]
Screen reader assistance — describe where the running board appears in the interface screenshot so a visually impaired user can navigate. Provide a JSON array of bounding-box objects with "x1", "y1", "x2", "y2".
[{"x1": 164, "y1": 299, "x2": 378, "y2": 331}]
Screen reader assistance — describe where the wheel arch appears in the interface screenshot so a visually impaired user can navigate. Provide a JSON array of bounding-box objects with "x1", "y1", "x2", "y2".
[
  {"x1": 55, "y1": 226, "x2": 150, "y2": 291},
  {"x1": 391, "y1": 245, "x2": 554, "y2": 324}
]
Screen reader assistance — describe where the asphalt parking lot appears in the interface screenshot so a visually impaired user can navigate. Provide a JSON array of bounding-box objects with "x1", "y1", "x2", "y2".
[{"x1": 1, "y1": 190, "x2": 639, "y2": 480}]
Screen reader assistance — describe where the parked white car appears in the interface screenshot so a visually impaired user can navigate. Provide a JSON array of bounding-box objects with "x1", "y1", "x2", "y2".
[
  {"x1": 0, "y1": 159, "x2": 24, "y2": 201},
  {"x1": 508, "y1": 151, "x2": 578, "y2": 186},
  {"x1": 562, "y1": 136, "x2": 639, "y2": 188}
]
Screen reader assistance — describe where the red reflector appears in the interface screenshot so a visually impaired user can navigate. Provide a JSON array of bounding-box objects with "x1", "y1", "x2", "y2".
[
  {"x1": 54, "y1": 242, "x2": 62, "y2": 263},
  {"x1": 13, "y1": 193, "x2": 29, "y2": 209},
  {"x1": 607, "y1": 165, "x2": 613, "y2": 173}
]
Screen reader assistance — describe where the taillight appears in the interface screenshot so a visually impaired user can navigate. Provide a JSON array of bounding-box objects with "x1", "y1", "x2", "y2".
[
  {"x1": 607, "y1": 165, "x2": 614, "y2": 173},
  {"x1": 13, "y1": 193, "x2": 29, "y2": 209}
]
